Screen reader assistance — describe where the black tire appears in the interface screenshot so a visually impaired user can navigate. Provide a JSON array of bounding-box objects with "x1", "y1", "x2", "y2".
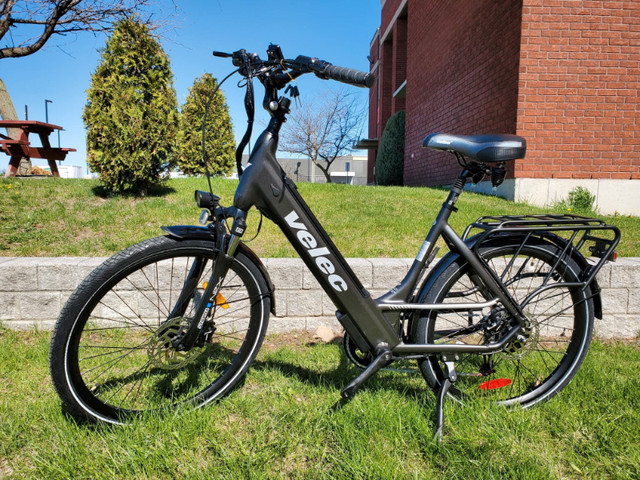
[
  {"x1": 413, "y1": 238, "x2": 594, "y2": 407},
  {"x1": 49, "y1": 236, "x2": 270, "y2": 423}
]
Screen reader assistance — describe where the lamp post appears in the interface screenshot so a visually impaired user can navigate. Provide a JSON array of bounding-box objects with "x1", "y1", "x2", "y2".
[{"x1": 45, "y1": 99, "x2": 52, "y2": 123}]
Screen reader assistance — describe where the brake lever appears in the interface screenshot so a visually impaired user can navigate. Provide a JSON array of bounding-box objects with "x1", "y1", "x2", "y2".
[
  {"x1": 285, "y1": 84, "x2": 301, "y2": 107},
  {"x1": 285, "y1": 84, "x2": 300, "y2": 99}
]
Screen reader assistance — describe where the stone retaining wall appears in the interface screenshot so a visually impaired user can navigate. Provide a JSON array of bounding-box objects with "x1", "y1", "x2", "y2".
[{"x1": 1, "y1": 257, "x2": 639, "y2": 338}]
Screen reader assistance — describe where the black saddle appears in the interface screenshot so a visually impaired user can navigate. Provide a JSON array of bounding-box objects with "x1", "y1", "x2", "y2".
[{"x1": 422, "y1": 133, "x2": 526, "y2": 163}]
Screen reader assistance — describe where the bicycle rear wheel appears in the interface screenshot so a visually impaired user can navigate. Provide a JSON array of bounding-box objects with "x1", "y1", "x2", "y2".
[
  {"x1": 413, "y1": 238, "x2": 594, "y2": 407},
  {"x1": 49, "y1": 236, "x2": 270, "y2": 423}
]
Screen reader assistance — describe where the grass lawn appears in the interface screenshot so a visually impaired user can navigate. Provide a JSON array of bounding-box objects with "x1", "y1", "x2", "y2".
[
  {"x1": 0, "y1": 176, "x2": 637, "y2": 258},
  {"x1": 1, "y1": 328, "x2": 639, "y2": 479},
  {"x1": 1, "y1": 177, "x2": 638, "y2": 478}
]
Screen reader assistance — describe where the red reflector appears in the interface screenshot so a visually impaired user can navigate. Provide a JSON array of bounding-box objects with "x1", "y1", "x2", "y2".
[{"x1": 479, "y1": 378, "x2": 512, "y2": 390}]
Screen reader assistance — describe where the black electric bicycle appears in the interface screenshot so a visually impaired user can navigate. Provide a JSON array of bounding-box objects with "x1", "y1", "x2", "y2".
[{"x1": 49, "y1": 45, "x2": 620, "y2": 436}]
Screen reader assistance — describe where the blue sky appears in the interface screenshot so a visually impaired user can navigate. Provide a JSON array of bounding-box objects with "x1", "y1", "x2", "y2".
[{"x1": 1, "y1": 0, "x2": 380, "y2": 172}]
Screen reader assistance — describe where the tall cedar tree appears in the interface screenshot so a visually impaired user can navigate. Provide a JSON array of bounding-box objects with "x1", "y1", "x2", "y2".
[
  {"x1": 84, "y1": 18, "x2": 178, "y2": 194},
  {"x1": 177, "y1": 73, "x2": 235, "y2": 176}
]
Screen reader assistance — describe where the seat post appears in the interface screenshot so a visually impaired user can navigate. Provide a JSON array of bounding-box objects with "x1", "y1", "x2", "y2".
[{"x1": 441, "y1": 167, "x2": 471, "y2": 214}]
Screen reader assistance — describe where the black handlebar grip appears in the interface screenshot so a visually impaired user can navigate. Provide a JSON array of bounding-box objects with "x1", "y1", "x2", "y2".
[
  {"x1": 212, "y1": 51, "x2": 233, "y2": 58},
  {"x1": 322, "y1": 64, "x2": 375, "y2": 88}
]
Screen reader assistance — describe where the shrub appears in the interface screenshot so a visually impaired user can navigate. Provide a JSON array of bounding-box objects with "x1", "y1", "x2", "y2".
[
  {"x1": 375, "y1": 110, "x2": 405, "y2": 186},
  {"x1": 557, "y1": 186, "x2": 597, "y2": 213},
  {"x1": 83, "y1": 18, "x2": 179, "y2": 194},
  {"x1": 176, "y1": 73, "x2": 235, "y2": 176}
]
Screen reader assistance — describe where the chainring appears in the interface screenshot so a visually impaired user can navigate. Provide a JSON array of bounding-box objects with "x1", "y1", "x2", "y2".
[{"x1": 343, "y1": 332, "x2": 373, "y2": 369}]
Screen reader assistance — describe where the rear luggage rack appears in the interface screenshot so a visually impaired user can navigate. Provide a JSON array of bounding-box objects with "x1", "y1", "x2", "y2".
[{"x1": 462, "y1": 214, "x2": 621, "y2": 288}]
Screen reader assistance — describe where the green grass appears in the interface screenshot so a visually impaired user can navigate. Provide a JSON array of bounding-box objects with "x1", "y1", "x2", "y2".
[
  {"x1": 0, "y1": 177, "x2": 637, "y2": 258},
  {"x1": 1, "y1": 328, "x2": 639, "y2": 479}
]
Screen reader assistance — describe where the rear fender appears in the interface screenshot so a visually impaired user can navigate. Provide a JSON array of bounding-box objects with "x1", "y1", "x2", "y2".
[
  {"x1": 415, "y1": 232, "x2": 603, "y2": 319},
  {"x1": 161, "y1": 225, "x2": 276, "y2": 315}
]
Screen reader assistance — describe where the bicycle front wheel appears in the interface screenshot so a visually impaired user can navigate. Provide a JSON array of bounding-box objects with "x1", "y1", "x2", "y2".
[
  {"x1": 49, "y1": 236, "x2": 270, "y2": 423},
  {"x1": 413, "y1": 238, "x2": 594, "y2": 407}
]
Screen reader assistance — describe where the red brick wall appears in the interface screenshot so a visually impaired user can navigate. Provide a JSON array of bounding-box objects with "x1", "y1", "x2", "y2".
[
  {"x1": 391, "y1": 15, "x2": 408, "y2": 114},
  {"x1": 380, "y1": 39, "x2": 395, "y2": 141},
  {"x1": 403, "y1": 0, "x2": 523, "y2": 186},
  {"x1": 382, "y1": 0, "x2": 405, "y2": 34},
  {"x1": 516, "y1": 0, "x2": 640, "y2": 180},
  {"x1": 368, "y1": 0, "x2": 409, "y2": 183}
]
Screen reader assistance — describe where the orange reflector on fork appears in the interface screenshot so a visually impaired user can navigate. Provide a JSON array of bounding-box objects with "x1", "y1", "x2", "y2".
[
  {"x1": 202, "y1": 282, "x2": 229, "y2": 309},
  {"x1": 479, "y1": 378, "x2": 512, "y2": 390},
  {"x1": 215, "y1": 293, "x2": 229, "y2": 309}
]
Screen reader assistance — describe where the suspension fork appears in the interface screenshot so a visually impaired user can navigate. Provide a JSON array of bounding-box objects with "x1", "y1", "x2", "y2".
[
  {"x1": 167, "y1": 257, "x2": 208, "y2": 321},
  {"x1": 176, "y1": 210, "x2": 248, "y2": 351}
]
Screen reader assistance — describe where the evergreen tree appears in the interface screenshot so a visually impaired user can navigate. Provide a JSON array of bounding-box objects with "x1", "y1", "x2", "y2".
[
  {"x1": 375, "y1": 111, "x2": 405, "y2": 186},
  {"x1": 177, "y1": 73, "x2": 235, "y2": 176},
  {"x1": 83, "y1": 17, "x2": 178, "y2": 194}
]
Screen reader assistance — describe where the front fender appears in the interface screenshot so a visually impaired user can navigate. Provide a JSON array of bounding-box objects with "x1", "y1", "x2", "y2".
[{"x1": 160, "y1": 225, "x2": 276, "y2": 315}]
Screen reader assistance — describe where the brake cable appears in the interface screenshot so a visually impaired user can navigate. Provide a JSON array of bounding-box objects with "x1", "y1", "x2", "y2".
[
  {"x1": 235, "y1": 70, "x2": 254, "y2": 178},
  {"x1": 201, "y1": 56, "x2": 265, "y2": 240}
]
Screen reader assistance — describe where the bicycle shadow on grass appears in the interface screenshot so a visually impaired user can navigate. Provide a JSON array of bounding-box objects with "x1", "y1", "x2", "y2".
[{"x1": 250, "y1": 339, "x2": 436, "y2": 409}]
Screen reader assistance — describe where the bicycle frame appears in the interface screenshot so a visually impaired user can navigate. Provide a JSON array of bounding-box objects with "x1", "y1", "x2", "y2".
[{"x1": 225, "y1": 113, "x2": 528, "y2": 358}]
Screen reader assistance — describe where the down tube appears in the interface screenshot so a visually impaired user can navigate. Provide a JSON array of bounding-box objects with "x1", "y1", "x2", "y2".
[{"x1": 267, "y1": 178, "x2": 399, "y2": 352}]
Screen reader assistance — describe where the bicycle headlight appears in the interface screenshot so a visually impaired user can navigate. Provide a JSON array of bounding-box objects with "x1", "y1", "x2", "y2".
[{"x1": 194, "y1": 190, "x2": 220, "y2": 209}]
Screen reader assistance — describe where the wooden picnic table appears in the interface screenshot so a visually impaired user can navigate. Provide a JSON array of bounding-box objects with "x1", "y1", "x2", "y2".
[{"x1": 0, "y1": 120, "x2": 76, "y2": 177}]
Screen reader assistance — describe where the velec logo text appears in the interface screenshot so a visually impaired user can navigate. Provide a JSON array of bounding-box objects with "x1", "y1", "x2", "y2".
[{"x1": 285, "y1": 210, "x2": 348, "y2": 292}]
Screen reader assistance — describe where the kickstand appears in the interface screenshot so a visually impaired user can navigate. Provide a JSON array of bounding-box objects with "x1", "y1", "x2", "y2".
[{"x1": 434, "y1": 359, "x2": 457, "y2": 442}]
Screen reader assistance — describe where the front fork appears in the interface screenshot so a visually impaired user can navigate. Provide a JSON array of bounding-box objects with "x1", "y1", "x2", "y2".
[{"x1": 175, "y1": 209, "x2": 248, "y2": 351}]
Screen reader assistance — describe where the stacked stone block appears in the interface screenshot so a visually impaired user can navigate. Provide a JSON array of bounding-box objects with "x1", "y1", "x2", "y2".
[{"x1": 0, "y1": 257, "x2": 638, "y2": 338}]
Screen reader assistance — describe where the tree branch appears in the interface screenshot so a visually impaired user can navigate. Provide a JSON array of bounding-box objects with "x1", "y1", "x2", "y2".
[
  {"x1": 281, "y1": 88, "x2": 365, "y2": 182},
  {"x1": 0, "y1": 0, "x2": 150, "y2": 59}
]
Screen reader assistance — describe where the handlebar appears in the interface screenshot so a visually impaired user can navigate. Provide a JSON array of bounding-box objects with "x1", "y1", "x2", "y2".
[
  {"x1": 210, "y1": 45, "x2": 374, "y2": 179},
  {"x1": 287, "y1": 55, "x2": 374, "y2": 88},
  {"x1": 321, "y1": 64, "x2": 375, "y2": 88},
  {"x1": 212, "y1": 48, "x2": 375, "y2": 89}
]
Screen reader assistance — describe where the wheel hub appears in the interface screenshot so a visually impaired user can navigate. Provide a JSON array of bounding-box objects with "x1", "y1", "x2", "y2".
[
  {"x1": 147, "y1": 317, "x2": 206, "y2": 370},
  {"x1": 483, "y1": 308, "x2": 539, "y2": 359},
  {"x1": 504, "y1": 314, "x2": 540, "y2": 358}
]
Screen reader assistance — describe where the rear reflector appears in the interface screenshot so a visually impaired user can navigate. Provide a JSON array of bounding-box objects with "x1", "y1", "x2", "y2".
[{"x1": 479, "y1": 378, "x2": 512, "y2": 390}]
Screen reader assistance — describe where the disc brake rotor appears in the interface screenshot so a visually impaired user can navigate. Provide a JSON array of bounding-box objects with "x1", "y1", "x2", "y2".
[{"x1": 147, "y1": 317, "x2": 206, "y2": 370}]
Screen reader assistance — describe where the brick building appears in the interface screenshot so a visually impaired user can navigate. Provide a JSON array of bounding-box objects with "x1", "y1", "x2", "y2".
[{"x1": 364, "y1": 0, "x2": 639, "y2": 215}]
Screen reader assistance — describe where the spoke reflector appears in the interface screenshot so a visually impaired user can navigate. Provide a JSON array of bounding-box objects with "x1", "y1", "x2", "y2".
[
  {"x1": 479, "y1": 378, "x2": 512, "y2": 390},
  {"x1": 216, "y1": 292, "x2": 229, "y2": 309}
]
